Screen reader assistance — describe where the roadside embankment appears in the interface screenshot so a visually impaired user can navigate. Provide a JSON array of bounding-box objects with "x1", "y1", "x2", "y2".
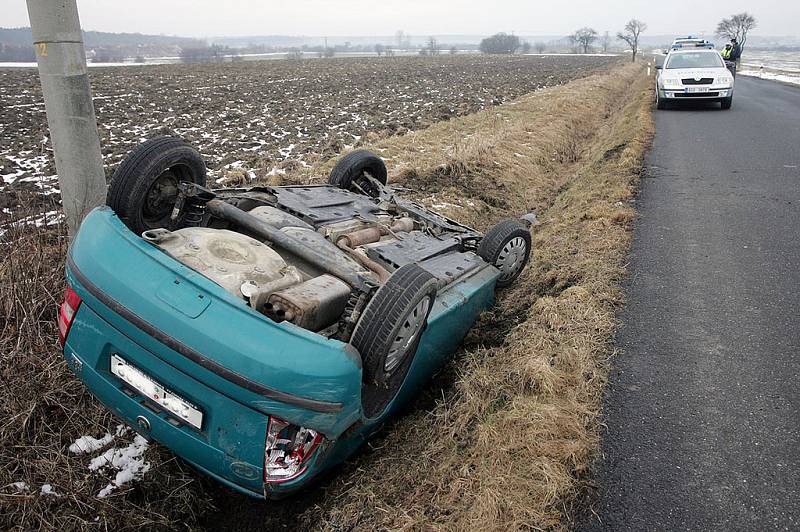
[
  {"x1": 0, "y1": 61, "x2": 652, "y2": 530},
  {"x1": 280, "y1": 61, "x2": 653, "y2": 530}
]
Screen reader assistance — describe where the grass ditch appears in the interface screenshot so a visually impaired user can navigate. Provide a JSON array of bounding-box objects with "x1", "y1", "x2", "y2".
[
  {"x1": 0, "y1": 62, "x2": 652, "y2": 530},
  {"x1": 283, "y1": 62, "x2": 655, "y2": 530}
]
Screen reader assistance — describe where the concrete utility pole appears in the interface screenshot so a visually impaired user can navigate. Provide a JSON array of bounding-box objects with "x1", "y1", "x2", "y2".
[{"x1": 26, "y1": 0, "x2": 106, "y2": 237}]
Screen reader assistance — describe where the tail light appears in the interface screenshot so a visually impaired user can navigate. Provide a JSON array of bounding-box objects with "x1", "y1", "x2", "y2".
[
  {"x1": 58, "y1": 286, "x2": 82, "y2": 347},
  {"x1": 264, "y1": 417, "x2": 323, "y2": 483}
]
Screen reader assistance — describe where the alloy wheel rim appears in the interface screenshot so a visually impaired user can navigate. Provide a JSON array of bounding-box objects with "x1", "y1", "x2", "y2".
[{"x1": 384, "y1": 296, "x2": 431, "y2": 374}]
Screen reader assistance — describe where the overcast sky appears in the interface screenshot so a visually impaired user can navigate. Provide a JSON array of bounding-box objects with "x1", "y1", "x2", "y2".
[{"x1": 2, "y1": 0, "x2": 798, "y2": 38}]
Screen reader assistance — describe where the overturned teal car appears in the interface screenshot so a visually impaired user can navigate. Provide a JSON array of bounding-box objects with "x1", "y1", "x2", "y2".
[{"x1": 59, "y1": 137, "x2": 532, "y2": 498}]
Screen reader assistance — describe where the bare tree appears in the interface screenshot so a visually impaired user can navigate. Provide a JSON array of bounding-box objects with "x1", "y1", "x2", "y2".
[
  {"x1": 395, "y1": 30, "x2": 411, "y2": 50},
  {"x1": 567, "y1": 34, "x2": 579, "y2": 54},
  {"x1": 573, "y1": 28, "x2": 598, "y2": 54},
  {"x1": 716, "y1": 12, "x2": 757, "y2": 50},
  {"x1": 449, "y1": 46, "x2": 458, "y2": 55},
  {"x1": 521, "y1": 41, "x2": 532, "y2": 54},
  {"x1": 617, "y1": 19, "x2": 647, "y2": 62},
  {"x1": 375, "y1": 43, "x2": 385, "y2": 56},
  {"x1": 600, "y1": 31, "x2": 611, "y2": 53},
  {"x1": 534, "y1": 41, "x2": 546, "y2": 54},
  {"x1": 427, "y1": 36, "x2": 440, "y2": 55}
]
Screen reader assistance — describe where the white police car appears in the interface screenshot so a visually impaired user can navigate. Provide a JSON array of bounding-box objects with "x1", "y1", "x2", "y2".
[{"x1": 656, "y1": 46, "x2": 735, "y2": 110}]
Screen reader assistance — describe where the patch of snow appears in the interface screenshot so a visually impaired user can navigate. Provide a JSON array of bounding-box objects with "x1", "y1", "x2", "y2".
[
  {"x1": 430, "y1": 202, "x2": 463, "y2": 210},
  {"x1": 89, "y1": 434, "x2": 151, "y2": 498},
  {"x1": 10, "y1": 481, "x2": 29, "y2": 492},
  {"x1": 70, "y1": 433, "x2": 115, "y2": 455},
  {"x1": 524, "y1": 53, "x2": 620, "y2": 57},
  {"x1": 40, "y1": 484, "x2": 60, "y2": 496},
  {"x1": 278, "y1": 144, "x2": 296, "y2": 158},
  {"x1": 738, "y1": 69, "x2": 800, "y2": 86},
  {"x1": 0, "y1": 62, "x2": 166, "y2": 68}
]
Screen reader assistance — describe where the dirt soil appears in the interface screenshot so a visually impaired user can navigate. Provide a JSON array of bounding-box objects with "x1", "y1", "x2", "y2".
[
  {"x1": 0, "y1": 55, "x2": 616, "y2": 221},
  {"x1": 0, "y1": 56, "x2": 652, "y2": 530}
]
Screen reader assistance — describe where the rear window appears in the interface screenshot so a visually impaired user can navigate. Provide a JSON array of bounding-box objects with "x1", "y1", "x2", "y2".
[{"x1": 666, "y1": 52, "x2": 724, "y2": 69}]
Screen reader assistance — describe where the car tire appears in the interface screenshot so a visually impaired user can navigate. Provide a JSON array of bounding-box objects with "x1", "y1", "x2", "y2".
[
  {"x1": 352, "y1": 264, "x2": 437, "y2": 419},
  {"x1": 478, "y1": 219, "x2": 532, "y2": 288},
  {"x1": 107, "y1": 136, "x2": 206, "y2": 235},
  {"x1": 721, "y1": 97, "x2": 733, "y2": 110},
  {"x1": 656, "y1": 90, "x2": 668, "y2": 110},
  {"x1": 328, "y1": 150, "x2": 387, "y2": 197}
]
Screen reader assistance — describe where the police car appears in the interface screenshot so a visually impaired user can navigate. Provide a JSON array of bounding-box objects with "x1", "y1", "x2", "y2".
[{"x1": 656, "y1": 41, "x2": 735, "y2": 110}]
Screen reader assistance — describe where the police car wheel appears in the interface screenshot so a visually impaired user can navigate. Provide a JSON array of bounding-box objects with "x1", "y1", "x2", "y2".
[{"x1": 656, "y1": 91, "x2": 667, "y2": 110}]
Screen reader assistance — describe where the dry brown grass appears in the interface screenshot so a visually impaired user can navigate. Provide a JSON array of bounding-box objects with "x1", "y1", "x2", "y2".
[
  {"x1": 0, "y1": 214, "x2": 214, "y2": 531},
  {"x1": 289, "y1": 63, "x2": 655, "y2": 530}
]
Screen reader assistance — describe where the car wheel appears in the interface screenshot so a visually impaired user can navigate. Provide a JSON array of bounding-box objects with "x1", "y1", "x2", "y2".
[
  {"x1": 107, "y1": 136, "x2": 206, "y2": 235},
  {"x1": 656, "y1": 90, "x2": 667, "y2": 110},
  {"x1": 352, "y1": 264, "x2": 437, "y2": 419},
  {"x1": 721, "y1": 97, "x2": 733, "y2": 110},
  {"x1": 478, "y1": 219, "x2": 532, "y2": 288},
  {"x1": 328, "y1": 150, "x2": 387, "y2": 197}
]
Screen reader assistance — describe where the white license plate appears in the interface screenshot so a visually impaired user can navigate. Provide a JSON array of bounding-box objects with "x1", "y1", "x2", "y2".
[
  {"x1": 111, "y1": 354, "x2": 203, "y2": 429},
  {"x1": 687, "y1": 87, "x2": 709, "y2": 93}
]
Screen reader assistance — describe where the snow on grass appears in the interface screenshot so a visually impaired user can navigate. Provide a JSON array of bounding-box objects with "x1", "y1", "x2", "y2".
[
  {"x1": 69, "y1": 432, "x2": 115, "y2": 455},
  {"x1": 9, "y1": 481, "x2": 30, "y2": 492},
  {"x1": 0, "y1": 210, "x2": 65, "y2": 238},
  {"x1": 738, "y1": 68, "x2": 800, "y2": 86},
  {"x1": 89, "y1": 434, "x2": 151, "y2": 498},
  {"x1": 40, "y1": 484, "x2": 60, "y2": 496},
  {"x1": 66, "y1": 425, "x2": 152, "y2": 498}
]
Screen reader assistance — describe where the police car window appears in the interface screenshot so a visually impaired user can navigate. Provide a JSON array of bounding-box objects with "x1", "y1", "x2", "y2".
[{"x1": 666, "y1": 52, "x2": 724, "y2": 69}]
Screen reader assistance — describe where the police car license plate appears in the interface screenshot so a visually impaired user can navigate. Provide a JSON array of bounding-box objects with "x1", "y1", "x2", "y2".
[{"x1": 687, "y1": 87, "x2": 709, "y2": 93}]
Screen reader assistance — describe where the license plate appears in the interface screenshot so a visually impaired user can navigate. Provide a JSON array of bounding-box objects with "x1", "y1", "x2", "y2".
[
  {"x1": 110, "y1": 354, "x2": 203, "y2": 429},
  {"x1": 687, "y1": 87, "x2": 709, "y2": 93}
]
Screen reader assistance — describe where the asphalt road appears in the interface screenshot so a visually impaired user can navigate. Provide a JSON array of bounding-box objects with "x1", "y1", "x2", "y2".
[{"x1": 581, "y1": 76, "x2": 800, "y2": 530}]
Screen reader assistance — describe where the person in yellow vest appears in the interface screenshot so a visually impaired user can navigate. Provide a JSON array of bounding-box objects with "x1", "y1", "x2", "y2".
[{"x1": 720, "y1": 43, "x2": 737, "y2": 77}]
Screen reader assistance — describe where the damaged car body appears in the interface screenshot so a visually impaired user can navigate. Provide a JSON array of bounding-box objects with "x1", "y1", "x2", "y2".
[{"x1": 60, "y1": 137, "x2": 533, "y2": 498}]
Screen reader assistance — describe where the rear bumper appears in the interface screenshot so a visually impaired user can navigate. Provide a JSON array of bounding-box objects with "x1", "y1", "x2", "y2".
[
  {"x1": 64, "y1": 303, "x2": 268, "y2": 496},
  {"x1": 65, "y1": 300, "x2": 344, "y2": 498}
]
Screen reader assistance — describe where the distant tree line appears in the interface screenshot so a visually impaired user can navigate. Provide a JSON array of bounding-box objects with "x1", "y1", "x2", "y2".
[
  {"x1": 180, "y1": 45, "x2": 241, "y2": 64},
  {"x1": 0, "y1": 43, "x2": 34, "y2": 62}
]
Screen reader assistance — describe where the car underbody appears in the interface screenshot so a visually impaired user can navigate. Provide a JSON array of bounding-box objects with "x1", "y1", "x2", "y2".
[{"x1": 143, "y1": 181, "x2": 488, "y2": 344}]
